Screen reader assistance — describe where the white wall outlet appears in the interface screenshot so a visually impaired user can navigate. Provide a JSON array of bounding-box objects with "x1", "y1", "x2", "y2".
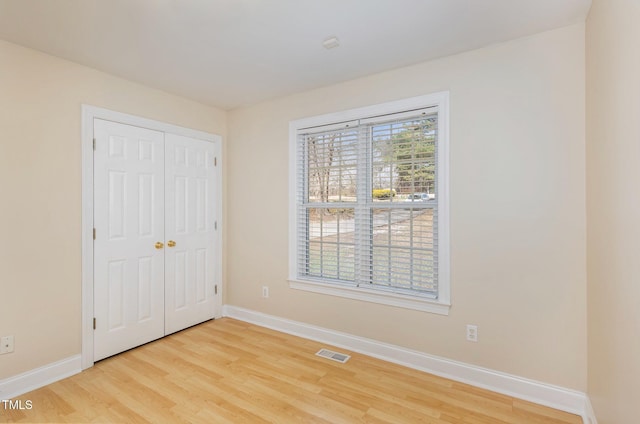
[
  {"x1": 262, "y1": 286, "x2": 269, "y2": 298},
  {"x1": 0, "y1": 335, "x2": 14, "y2": 354},
  {"x1": 466, "y1": 325, "x2": 478, "y2": 342}
]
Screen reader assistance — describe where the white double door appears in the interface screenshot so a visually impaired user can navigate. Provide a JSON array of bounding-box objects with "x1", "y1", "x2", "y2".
[{"x1": 93, "y1": 119, "x2": 218, "y2": 361}]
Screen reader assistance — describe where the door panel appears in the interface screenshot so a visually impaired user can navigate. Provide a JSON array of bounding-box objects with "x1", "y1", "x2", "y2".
[
  {"x1": 164, "y1": 134, "x2": 217, "y2": 334},
  {"x1": 93, "y1": 119, "x2": 165, "y2": 361}
]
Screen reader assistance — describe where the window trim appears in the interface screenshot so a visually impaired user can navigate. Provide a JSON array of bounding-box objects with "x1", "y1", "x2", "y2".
[{"x1": 288, "y1": 92, "x2": 450, "y2": 315}]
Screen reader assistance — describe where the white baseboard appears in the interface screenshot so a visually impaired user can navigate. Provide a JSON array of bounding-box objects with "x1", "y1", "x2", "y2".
[
  {"x1": 223, "y1": 305, "x2": 592, "y2": 422},
  {"x1": 0, "y1": 355, "x2": 81, "y2": 400},
  {"x1": 583, "y1": 397, "x2": 598, "y2": 424},
  {"x1": 0, "y1": 313, "x2": 598, "y2": 424}
]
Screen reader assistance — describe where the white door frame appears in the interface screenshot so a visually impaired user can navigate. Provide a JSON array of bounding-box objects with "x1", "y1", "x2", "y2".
[{"x1": 81, "y1": 105, "x2": 223, "y2": 370}]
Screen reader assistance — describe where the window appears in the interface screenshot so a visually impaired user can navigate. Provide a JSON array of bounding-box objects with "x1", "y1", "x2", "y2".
[{"x1": 289, "y1": 93, "x2": 450, "y2": 314}]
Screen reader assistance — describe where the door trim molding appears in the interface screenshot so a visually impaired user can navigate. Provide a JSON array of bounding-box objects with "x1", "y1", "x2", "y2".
[{"x1": 81, "y1": 105, "x2": 223, "y2": 370}]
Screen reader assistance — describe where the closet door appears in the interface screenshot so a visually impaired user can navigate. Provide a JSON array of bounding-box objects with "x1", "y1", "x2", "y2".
[
  {"x1": 93, "y1": 119, "x2": 165, "y2": 361},
  {"x1": 164, "y1": 134, "x2": 217, "y2": 334}
]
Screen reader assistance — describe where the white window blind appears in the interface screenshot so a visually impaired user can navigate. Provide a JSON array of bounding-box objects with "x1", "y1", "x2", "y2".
[{"x1": 295, "y1": 107, "x2": 441, "y2": 298}]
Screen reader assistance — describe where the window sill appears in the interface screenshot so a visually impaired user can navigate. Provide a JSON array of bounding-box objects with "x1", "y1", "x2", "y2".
[{"x1": 288, "y1": 279, "x2": 450, "y2": 315}]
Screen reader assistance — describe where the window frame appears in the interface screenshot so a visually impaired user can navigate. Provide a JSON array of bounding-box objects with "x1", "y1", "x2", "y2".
[{"x1": 288, "y1": 92, "x2": 450, "y2": 315}]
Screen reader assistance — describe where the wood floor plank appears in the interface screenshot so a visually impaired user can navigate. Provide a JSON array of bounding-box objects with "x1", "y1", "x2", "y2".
[{"x1": 0, "y1": 318, "x2": 582, "y2": 424}]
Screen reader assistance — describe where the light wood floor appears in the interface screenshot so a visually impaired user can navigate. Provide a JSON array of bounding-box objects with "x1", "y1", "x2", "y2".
[{"x1": 2, "y1": 318, "x2": 581, "y2": 424}]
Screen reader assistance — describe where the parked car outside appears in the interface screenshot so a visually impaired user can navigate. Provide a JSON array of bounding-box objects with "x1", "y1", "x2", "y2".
[{"x1": 403, "y1": 192, "x2": 434, "y2": 202}]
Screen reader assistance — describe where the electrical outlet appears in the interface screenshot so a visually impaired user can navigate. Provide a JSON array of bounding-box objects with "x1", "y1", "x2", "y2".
[
  {"x1": 466, "y1": 325, "x2": 478, "y2": 342},
  {"x1": 0, "y1": 335, "x2": 14, "y2": 354},
  {"x1": 262, "y1": 286, "x2": 269, "y2": 298}
]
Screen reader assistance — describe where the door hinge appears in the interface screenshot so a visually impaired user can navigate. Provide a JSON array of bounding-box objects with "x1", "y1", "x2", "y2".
[
  {"x1": 214, "y1": 221, "x2": 217, "y2": 230},
  {"x1": 215, "y1": 285, "x2": 218, "y2": 295},
  {"x1": 214, "y1": 157, "x2": 217, "y2": 166},
  {"x1": 93, "y1": 318, "x2": 96, "y2": 330},
  {"x1": 93, "y1": 138, "x2": 96, "y2": 151},
  {"x1": 93, "y1": 228, "x2": 96, "y2": 240}
]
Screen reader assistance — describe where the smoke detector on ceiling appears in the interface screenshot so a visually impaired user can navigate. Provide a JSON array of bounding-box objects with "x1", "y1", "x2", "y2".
[{"x1": 322, "y1": 36, "x2": 340, "y2": 50}]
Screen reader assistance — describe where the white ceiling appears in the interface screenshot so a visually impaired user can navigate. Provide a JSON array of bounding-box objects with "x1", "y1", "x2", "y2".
[{"x1": 0, "y1": 0, "x2": 591, "y2": 110}]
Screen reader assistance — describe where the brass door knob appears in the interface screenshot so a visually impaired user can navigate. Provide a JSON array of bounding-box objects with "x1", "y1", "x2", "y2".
[
  {"x1": 155, "y1": 242, "x2": 164, "y2": 249},
  {"x1": 167, "y1": 240, "x2": 176, "y2": 247}
]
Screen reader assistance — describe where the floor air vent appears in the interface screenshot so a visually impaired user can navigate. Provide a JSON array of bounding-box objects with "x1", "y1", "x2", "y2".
[{"x1": 315, "y1": 348, "x2": 350, "y2": 363}]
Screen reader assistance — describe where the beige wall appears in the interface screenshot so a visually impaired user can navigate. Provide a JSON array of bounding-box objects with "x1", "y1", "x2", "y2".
[
  {"x1": 0, "y1": 39, "x2": 226, "y2": 379},
  {"x1": 586, "y1": 1, "x2": 640, "y2": 422},
  {"x1": 227, "y1": 24, "x2": 587, "y2": 390},
  {"x1": 0, "y1": 21, "x2": 591, "y2": 396}
]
